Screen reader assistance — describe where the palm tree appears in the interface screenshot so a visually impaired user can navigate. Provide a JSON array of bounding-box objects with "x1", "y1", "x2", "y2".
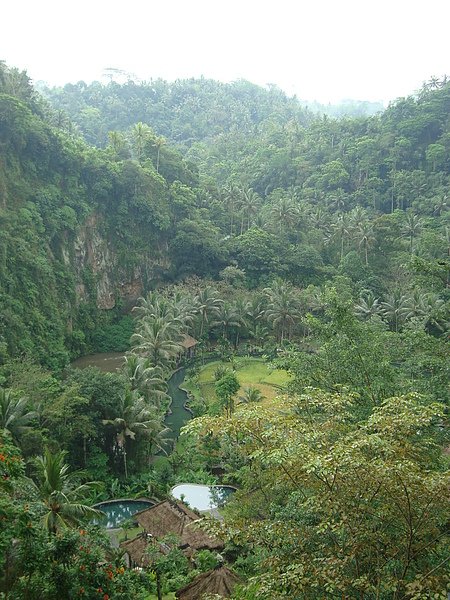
[
  {"x1": 348, "y1": 206, "x2": 368, "y2": 229},
  {"x1": 355, "y1": 221, "x2": 376, "y2": 265},
  {"x1": 223, "y1": 183, "x2": 240, "y2": 235},
  {"x1": 29, "y1": 448, "x2": 100, "y2": 535},
  {"x1": 132, "y1": 122, "x2": 152, "y2": 162},
  {"x1": 381, "y1": 292, "x2": 411, "y2": 332},
  {"x1": 308, "y1": 207, "x2": 329, "y2": 231},
  {"x1": 170, "y1": 290, "x2": 197, "y2": 331},
  {"x1": 330, "y1": 213, "x2": 351, "y2": 261},
  {"x1": 269, "y1": 196, "x2": 299, "y2": 235},
  {"x1": 108, "y1": 130, "x2": 129, "y2": 158},
  {"x1": 233, "y1": 298, "x2": 250, "y2": 347},
  {"x1": 195, "y1": 287, "x2": 223, "y2": 337},
  {"x1": 239, "y1": 386, "x2": 264, "y2": 403},
  {"x1": 328, "y1": 189, "x2": 347, "y2": 212},
  {"x1": 0, "y1": 388, "x2": 36, "y2": 444},
  {"x1": 122, "y1": 354, "x2": 168, "y2": 407},
  {"x1": 153, "y1": 135, "x2": 166, "y2": 173},
  {"x1": 354, "y1": 292, "x2": 382, "y2": 321},
  {"x1": 264, "y1": 281, "x2": 301, "y2": 342},
  {"x1": 103, "y1": 389, "x2": 165, "y2": 478},
  {"x1": 212, "y1": 303, "x2": 241, "y2": 340},
  {"x1": 401, "y1": 212, "x2": 423, "y2": 255},
  {"x1": 238, "y1": 187, "x2": 262, "y2": 232},
  {"x1": 405, "y1": 292, "x2": 448, "y2": 333},
  {"x1": 131, "y1": 317, "x2": 183, "y2": 370}
]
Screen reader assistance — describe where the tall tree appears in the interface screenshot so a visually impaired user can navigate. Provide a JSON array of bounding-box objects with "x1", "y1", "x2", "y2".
[{"x1": 29, "y1": 448, "x2": 100, "y2": 535}]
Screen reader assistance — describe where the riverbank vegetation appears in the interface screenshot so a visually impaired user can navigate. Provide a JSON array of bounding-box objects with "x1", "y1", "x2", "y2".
[{"x1": 0, "y1": 62, "x2": 449, "y2": 598}]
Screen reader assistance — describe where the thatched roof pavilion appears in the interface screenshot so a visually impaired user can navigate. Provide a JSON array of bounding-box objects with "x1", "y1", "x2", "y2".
[
  {"x1": 121, "y1": 533, "x2": 150, "y2": 567},
  {"x1": 133, "y1": 499, "x2": 223, "y2": 551},
  {"x1": 121, "y1": 532, "x2": 169, "y2": 567},
  {"x1": 175, "y1": 566, "x2": 241, "y2": 599},
  {"x1": 180, "y1": 335, "x2": 198, "y2": 350}
]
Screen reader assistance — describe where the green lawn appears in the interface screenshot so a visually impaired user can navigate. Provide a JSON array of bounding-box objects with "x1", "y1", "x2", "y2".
[{"x1": 185, "y1": 358, "x2": 290, "y2": 404}]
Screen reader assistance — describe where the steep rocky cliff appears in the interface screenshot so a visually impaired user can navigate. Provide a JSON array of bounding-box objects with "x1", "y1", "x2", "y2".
[
  {"x1": 72, "y1": 212, "x2": 172, "y2": 310},
  {"x1": 0, "y1": 89, "x2": 180, "y2": 367}
]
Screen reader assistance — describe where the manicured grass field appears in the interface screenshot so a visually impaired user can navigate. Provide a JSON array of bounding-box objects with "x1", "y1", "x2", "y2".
[{"x1": 184, "y1": 357, "x2": 290, "y2": 404}]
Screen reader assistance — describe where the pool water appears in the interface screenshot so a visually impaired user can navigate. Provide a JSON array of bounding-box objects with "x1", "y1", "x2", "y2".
[
  {"x1": 94, "y1": 499, "x2": 153, "y2": 528},
  {"x1": 171, "y1": 484, "x2": 235, "y2": 512}
]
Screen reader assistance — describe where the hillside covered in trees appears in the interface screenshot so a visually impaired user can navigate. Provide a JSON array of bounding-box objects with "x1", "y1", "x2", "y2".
[
  {"x1": 1, "y1": 64, "x2": 448, "y2": 368},
  {"x1": 0, "y1": 61, "x2": 449, "y2": 599}
]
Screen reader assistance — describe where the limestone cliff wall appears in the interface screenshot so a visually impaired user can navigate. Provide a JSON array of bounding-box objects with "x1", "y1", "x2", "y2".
[{"x1": 70, "y1": 213, "x2": 171, "y2": 311}]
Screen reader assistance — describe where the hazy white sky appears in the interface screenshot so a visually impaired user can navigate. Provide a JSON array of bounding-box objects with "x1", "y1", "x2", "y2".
[{"x1": 2, "y1": 0, "x2": 449, "y2": 103}]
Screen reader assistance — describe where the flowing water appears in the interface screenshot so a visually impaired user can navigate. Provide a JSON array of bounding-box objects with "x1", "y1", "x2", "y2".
[
  {"x1": 70, "y1": 352, "x2": 126, "y2": 372},
  {"x1": 165, "y1": 367, "x2": 192, "y2": 440},
  {"x1": 70, "y1": 353, "x2": 192, "y2": 440}
]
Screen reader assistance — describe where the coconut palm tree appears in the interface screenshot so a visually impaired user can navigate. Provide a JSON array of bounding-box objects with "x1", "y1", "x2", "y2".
[
  {"x1": 233, "y1": 298, "x2": 250, "y2": 347},
  {"x1": 133, "y1": 292, "x2": 181, "y2": 325},
  {"x1": 29, "y1": 448, "x2": 101, "y2": 535},
  {"x1": 103, "y1": 389, "x2": 166, "y2": 478},
  {"x1": 401, "y1": 212, "x2": 423, "y2": 255},
  {"x1": 238, "y1": 187, "x2": 262, "y2": 232},
  {"x1": 170, "y1": 290, "x2": 197, "y2": 331},
  {"x1": 223, "y1": 183, "x2": 240, "y2": 235},
  {"x1": 195, "y1": 287, "x2": 223, "y2": 337},
  {"x1": 381, "y1": 292, "x2": 411, "y2": 332},
  {"x1": 269, "y1": 196, "x2": 299, "y2": 235},
  {"x1": 308, "y1": 207, "x2": 329, "y2": 231},
  {"x1": 131, "y1": 318, "x2": 183, "y2": 370},
  {"x1": 122, "y1": 354, "x2": 168, "y2": 407},
  {"x1": 153, "y1": 135, "x2": 166, "y2": 173},
  {"x1": 354, "y1": 292, "x2": 382, "y2": 321},
  {"x1": 264, "y1": 281, "x2": 301, "y2": 342},
  {"x1": 406, "y1": 292, "x2": 448, "y2": 333},
  {"x1": 355, "y1": 221, "x2": 376, "y2": 265},
  {"x1": 212, "y1": 303, "x2": 241, "y2": 340},
  {"x1": 329, "y1": 213, "x2": 351, "y2": 261},
  {"x1": 0, "y1": 388, "x2": 36, "y2": 444},
  {"x1": 348, "y1": 206, "x2": 368, "y2": 229},
  {"x1": 131, "y1": 122, "x2": 152, "y2": 162}
]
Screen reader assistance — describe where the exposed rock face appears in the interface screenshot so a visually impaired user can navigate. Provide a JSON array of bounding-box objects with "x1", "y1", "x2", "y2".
[{"x1": 73, "y1": 212, "x2": 170, "y2": 310}]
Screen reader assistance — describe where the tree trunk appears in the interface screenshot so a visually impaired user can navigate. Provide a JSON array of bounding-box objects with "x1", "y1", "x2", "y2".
[
  {"x1": 156, "y1": 571, "x2": 162, "y2": 600},
  {"x1": 123, "y1": 448, "x2": 128, "y2": 479}
]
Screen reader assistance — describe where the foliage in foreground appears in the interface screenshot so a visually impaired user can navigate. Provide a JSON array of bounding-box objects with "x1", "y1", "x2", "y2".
[{"x1": 185, "y1": 391, "x2": 450, "y2": 599}]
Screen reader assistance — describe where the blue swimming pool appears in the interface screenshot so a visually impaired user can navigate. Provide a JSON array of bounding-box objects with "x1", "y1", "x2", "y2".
[{"x1": 93, "y1": 499, "x2": 153, "y2": 529}]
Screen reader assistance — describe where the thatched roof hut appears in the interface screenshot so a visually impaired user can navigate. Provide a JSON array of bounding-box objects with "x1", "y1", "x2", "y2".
[
  {"x1": 134, "y1": 499, "x2": 223, "y2": 551},
  {"x1": 120, "y1": 533, "x2": 169, "y2": 567},
  {"x1": 121, "y1": 533, "x2": 150, "y2": 567},
  {"x1": 180, "y1": 335, "x2": 198, "y2": 350},
  {"x1": 175, "y1": 566, "x2": 241, "y2": 599}
]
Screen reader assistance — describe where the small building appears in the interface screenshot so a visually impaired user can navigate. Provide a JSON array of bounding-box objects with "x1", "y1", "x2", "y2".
[
  {"x1": 175, "y1": 565, "x2": 241, "y2": 599},
  {"x1": 121, "y1": 500, "x2": 223, "y2": 567},
  {"x1": 180, "y1": 335, "x2": 198, "y2": 359}
]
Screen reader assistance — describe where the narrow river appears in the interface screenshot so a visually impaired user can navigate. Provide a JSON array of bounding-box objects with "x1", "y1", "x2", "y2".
[{"x1": 70, "y1": 353, "x2": 192, "y2": 441}]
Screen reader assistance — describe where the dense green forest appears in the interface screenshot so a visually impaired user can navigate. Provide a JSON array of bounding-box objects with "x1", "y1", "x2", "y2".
[{"x1": 0, "y1": 61, "x2": 449, "y2": 599}]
